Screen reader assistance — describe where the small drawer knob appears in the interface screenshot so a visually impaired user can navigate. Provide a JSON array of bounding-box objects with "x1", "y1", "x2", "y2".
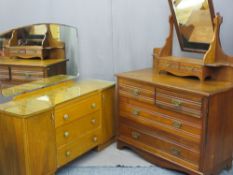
[
  {"x1": 170, "y1": 148, "x2": 181, "y2": 157},
  {"x1": 63, "y1": 114, "x2": 69, "y2": 120},
  {"x1": 132, "y1": 109, "x2": 140, "y2": 116},
  {"x1": 65, "y1": 151, "x2": 71, "y2": 157},
  {"x1": 171, "y1": 99, "x2": 182, "y2": 107},
  {"x1": 91, "y1": 119, "x2": 96, "y2": 124},
  {"x1": 172, "y1": 121, "x2": 182, "y2": 129},
  {"x1": 93, "y1": 136, "x2": 98, "y2": 142},
  {"x1": 131, "y1": 131, "x2": 140, "y2": 140},
  {"x1": 132, "y1": 89, "x2": 140, "y2": 96},
  {"x1": 91, "y1": 103, "x2": 97, "y2": 109},
  {"x1": 64, "y1": 131, "x2": 70, "y2": 138}
]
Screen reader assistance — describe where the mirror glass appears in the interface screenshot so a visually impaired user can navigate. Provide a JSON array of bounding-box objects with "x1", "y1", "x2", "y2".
[
  {"x1": 169, "y1": 0, "x2": 215, "y2": 52},
  {"x1": 0, "y1": 23, "x2": 78, "y2": 102}
]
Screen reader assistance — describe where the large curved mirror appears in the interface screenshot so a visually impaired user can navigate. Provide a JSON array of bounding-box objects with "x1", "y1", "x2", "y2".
[
  {"x1": 169, "y1": 0, "x2": 215, "y2": 52},
  {"x1": 0, "y1": 23, "x2": 78, "y2": 102}
]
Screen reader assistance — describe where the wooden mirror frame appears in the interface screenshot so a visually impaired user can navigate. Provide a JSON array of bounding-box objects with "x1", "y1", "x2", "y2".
[{"x1": 168, "y1": 0, "x2": 215, "y2": 53}]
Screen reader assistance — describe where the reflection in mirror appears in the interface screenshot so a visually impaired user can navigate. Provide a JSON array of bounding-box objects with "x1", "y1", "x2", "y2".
[
  {"x1": 0, "y1": 23, "x2": 78, "y2": 102},
  {"x1": 170, "y1": 0, "x2": 215, "y2": 52}
]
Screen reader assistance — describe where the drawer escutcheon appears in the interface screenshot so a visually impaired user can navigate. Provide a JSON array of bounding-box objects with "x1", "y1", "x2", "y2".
[
  {"x1": 132, "y1": 89, "x2": 140, "y2": 96},
  {"x1": 132, "y1": 109, "x2": 140, "y2": 116},
  {"x1": 170, "y1": 148, "x2": 181, "y2": 157},
  {"x1": 131, "y1": 131, "x2": 140, "y2": 140},
  {"x1": 172, "y1": 121, "x2": 182, "y2": 129},
  {"x1": 171, "y1": 99, "x2": 182, "y2": 107}
]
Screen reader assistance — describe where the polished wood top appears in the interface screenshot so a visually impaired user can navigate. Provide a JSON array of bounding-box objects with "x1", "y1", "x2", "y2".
[
  {"x1": 0, "y1": 57, "x2": 67, "y2": 67},
  {"x1": 0, "y1": 77, "x2": 114, "y2": 117},
  {"x1": 116, "y1": 68, "x2": 233, "y2": 96}
]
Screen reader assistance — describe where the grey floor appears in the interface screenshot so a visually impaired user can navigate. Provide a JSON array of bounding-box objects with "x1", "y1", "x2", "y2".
[{"x1": 57, "y1": 143, "x2": 233, "y2": 175}]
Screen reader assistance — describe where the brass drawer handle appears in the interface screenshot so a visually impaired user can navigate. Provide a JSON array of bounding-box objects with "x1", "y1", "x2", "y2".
[
  {"x1": 93, "y1": 136, "x2": 98, "y2": 142},
  {"x1": 132, "y1": 109, "x2": 140, "y2": 116},
  {"x1": 172, "y1": 121, "x2": 182, "y2": 129},
  {"x1": 65, "y1": 151, "x2": 71, "y2": 157},
  {"x1": 131, "y1": 131, "x2": 140, "y2": 140},
  {"x1": 132, "y1": 89, "x2": 140, "y2": 96},
  {"x1": 24, "y1": 72, "x2": 32, "y2": 79},
  {"x1": 91, "y1": 103, "x2": 97, "y2": 109},
  {"x1": 171, "y1": 99, "x2": 182, "y2": 107},
  {"x1": 64, "y1": 131, "x2": 70, "y2": 138},
  {"x1": 91, "y1": 119, "x2": 96, "y2": 124},
  {"x1": 170, "y1": 148, "x2": 181, "y2": 157},
  {"x1": 63, "y1": 114, "x2": 69, "y2": 121}
]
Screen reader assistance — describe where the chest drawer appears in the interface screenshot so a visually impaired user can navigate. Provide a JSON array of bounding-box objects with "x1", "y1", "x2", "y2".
[
  {"x1": 118, "y1": 78, "x2": 155, "y2": 104},
  {"x1": 0, "y1": 66, "x2": 10, "y2": 80},
  {"x1": 156, "y1": 88, "x2": 205, "y2": 118},
  {"x1": 11, "y1": 66, "x2": 44, "y2": 81},
  {"x1": 55, "y1": 93, "x2": 101, "y2": 128},
  {"x1": 56, "y1": 111, "x2": 100, "y2": 148},
  {"x1": 57, "y1": 128, "x2": 100, "y2": 167},
  {"x1": 119, "y1": 123, "x2": 200, "y2": 170},
  {"x1": 119, "y1": 100, "x2": 202, "y2": 145}
]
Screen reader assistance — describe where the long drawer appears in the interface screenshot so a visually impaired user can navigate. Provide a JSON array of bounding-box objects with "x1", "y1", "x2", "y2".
[
  {"x1": 57, "y1": 128, "x2": 100, "y2": 167},
  {"x1": 155, "y1": 88, "x2": 205, "y2": 118},
  {"x1": 55, "y1": 93, "x2": 101, "y2": 128},
  {"x1": 118, "y1": 122, "x2": 200, "y2": 170},
  {"x1": 0, "y1": 66, "x2": 10, "y2": 80},
  {"x1": 56, "y1": 111, "x2": 101, "y2": 148},
  {"x1": 11, "y1": 66, "x2": 44, "y2": 81},
  {"x1": 118, "y1": 78, "x2": 155, "y2": 104},
  {"x1": 119, "y1": 96, "x2": 202, "y2": 144}
]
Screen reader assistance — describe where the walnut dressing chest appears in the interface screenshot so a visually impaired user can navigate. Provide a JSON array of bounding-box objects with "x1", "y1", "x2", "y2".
[{"x1": 116, "y1": 68, "x2": 233, "y2": 175}]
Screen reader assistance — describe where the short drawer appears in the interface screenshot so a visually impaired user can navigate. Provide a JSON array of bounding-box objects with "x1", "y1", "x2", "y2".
[
  {"x1": 56, "y1": 111, "x2": 100, "y2": 147},
  {"x1": 118, "y1": 78, "x2": 155, "y2": 104},
  {"x1": 119, "y1": 101, "x2": 202, "y2": 144},
  {"x1": 57, "y1": 129, "x2": 100, "y2": 167},
  {"x1": 0, "y1": 66, "x2": 9, "y2": 80},
  {"x1": 118, "y1": 123, "x2": 200, "y2": 170},
  {"x1": 11, "y1": 66, "x2": 44, "y2": 81},
  {"x1": 55, "y1": 93, "x2": 101, "y2": 128},
  {"x1": 156, "y1": 88, "x2": 204, "y2": 118}
]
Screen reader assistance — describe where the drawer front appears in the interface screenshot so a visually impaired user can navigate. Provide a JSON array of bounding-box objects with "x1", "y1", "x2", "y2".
[
  {"x1": 119, "y1": 100, "x2": 202, "y2": 145},
  {"x1": 56, "y1": 111, "x2": 101, "y2": 147},
  {"x1": 57, "y1": 129, "x2": 100, "y2": 167},
  {"x1": 9, "y1": 48, "x2": 42, "y2": 57},
  {"x1": 118, "y1": 78, "x2": 155, "y2": 104},
  {"x1": 0, "y1": 66, "x2": 9, "y2": 80},
  {"x1": 11, "y1": 67, "x2": 44, "y2": 81},
  {"x1": 156, "y1": 88, "x2": 204, "y2": 118},
  {"x1": 55, "y1": 93, "x2": 101, "y2": 128},
  {"x1": 118, "y1": 123, "x2": 200, "y2": 170}
]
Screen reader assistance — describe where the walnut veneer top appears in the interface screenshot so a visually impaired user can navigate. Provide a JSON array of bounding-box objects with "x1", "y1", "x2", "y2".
[
  {"x1": 116, "y1": 68, "x2": 233, "y2": 96},
  {"x1": 0, "y1": 77, "x2": 114, "y2": 117}
]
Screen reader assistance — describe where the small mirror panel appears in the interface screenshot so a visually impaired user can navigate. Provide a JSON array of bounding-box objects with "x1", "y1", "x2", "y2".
[{"x1": 169, "y1": 0, "x2": 215, "y2": 52}]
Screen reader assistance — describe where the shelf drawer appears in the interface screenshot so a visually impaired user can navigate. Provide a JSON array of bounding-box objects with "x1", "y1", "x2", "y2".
[
  {"x1": 118, "y1": 123, "x2": 200, "y2": 170},
  {"x1": 118, "y1": 78, "x2": 155, "y2": 104},
  {"x1": 55, "y1": 93, "x2": 101, "y2": 128},
  {"x1": 57, "y1": 129, "x2": 100, "y2": 167},
  {"x1": 156, "y1": 88, "x2": 204, "y2": 118},
  {"x1": 0, "y1": 66, "x2": 9, "y2": 80},
  {"x1": 11, "y1": 66, "x2": 44, "y2": 81},
  {"x1": 119, "y1": 101, "x2": 202, "y2": 145},
  {"x1": 56, "y1": 111, "x2": 101, "y2": 147}
]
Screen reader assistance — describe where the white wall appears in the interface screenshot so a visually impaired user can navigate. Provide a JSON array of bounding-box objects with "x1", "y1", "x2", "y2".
[{"x1": 0, "y1": 0, "x2": 233, "y2": 81}]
